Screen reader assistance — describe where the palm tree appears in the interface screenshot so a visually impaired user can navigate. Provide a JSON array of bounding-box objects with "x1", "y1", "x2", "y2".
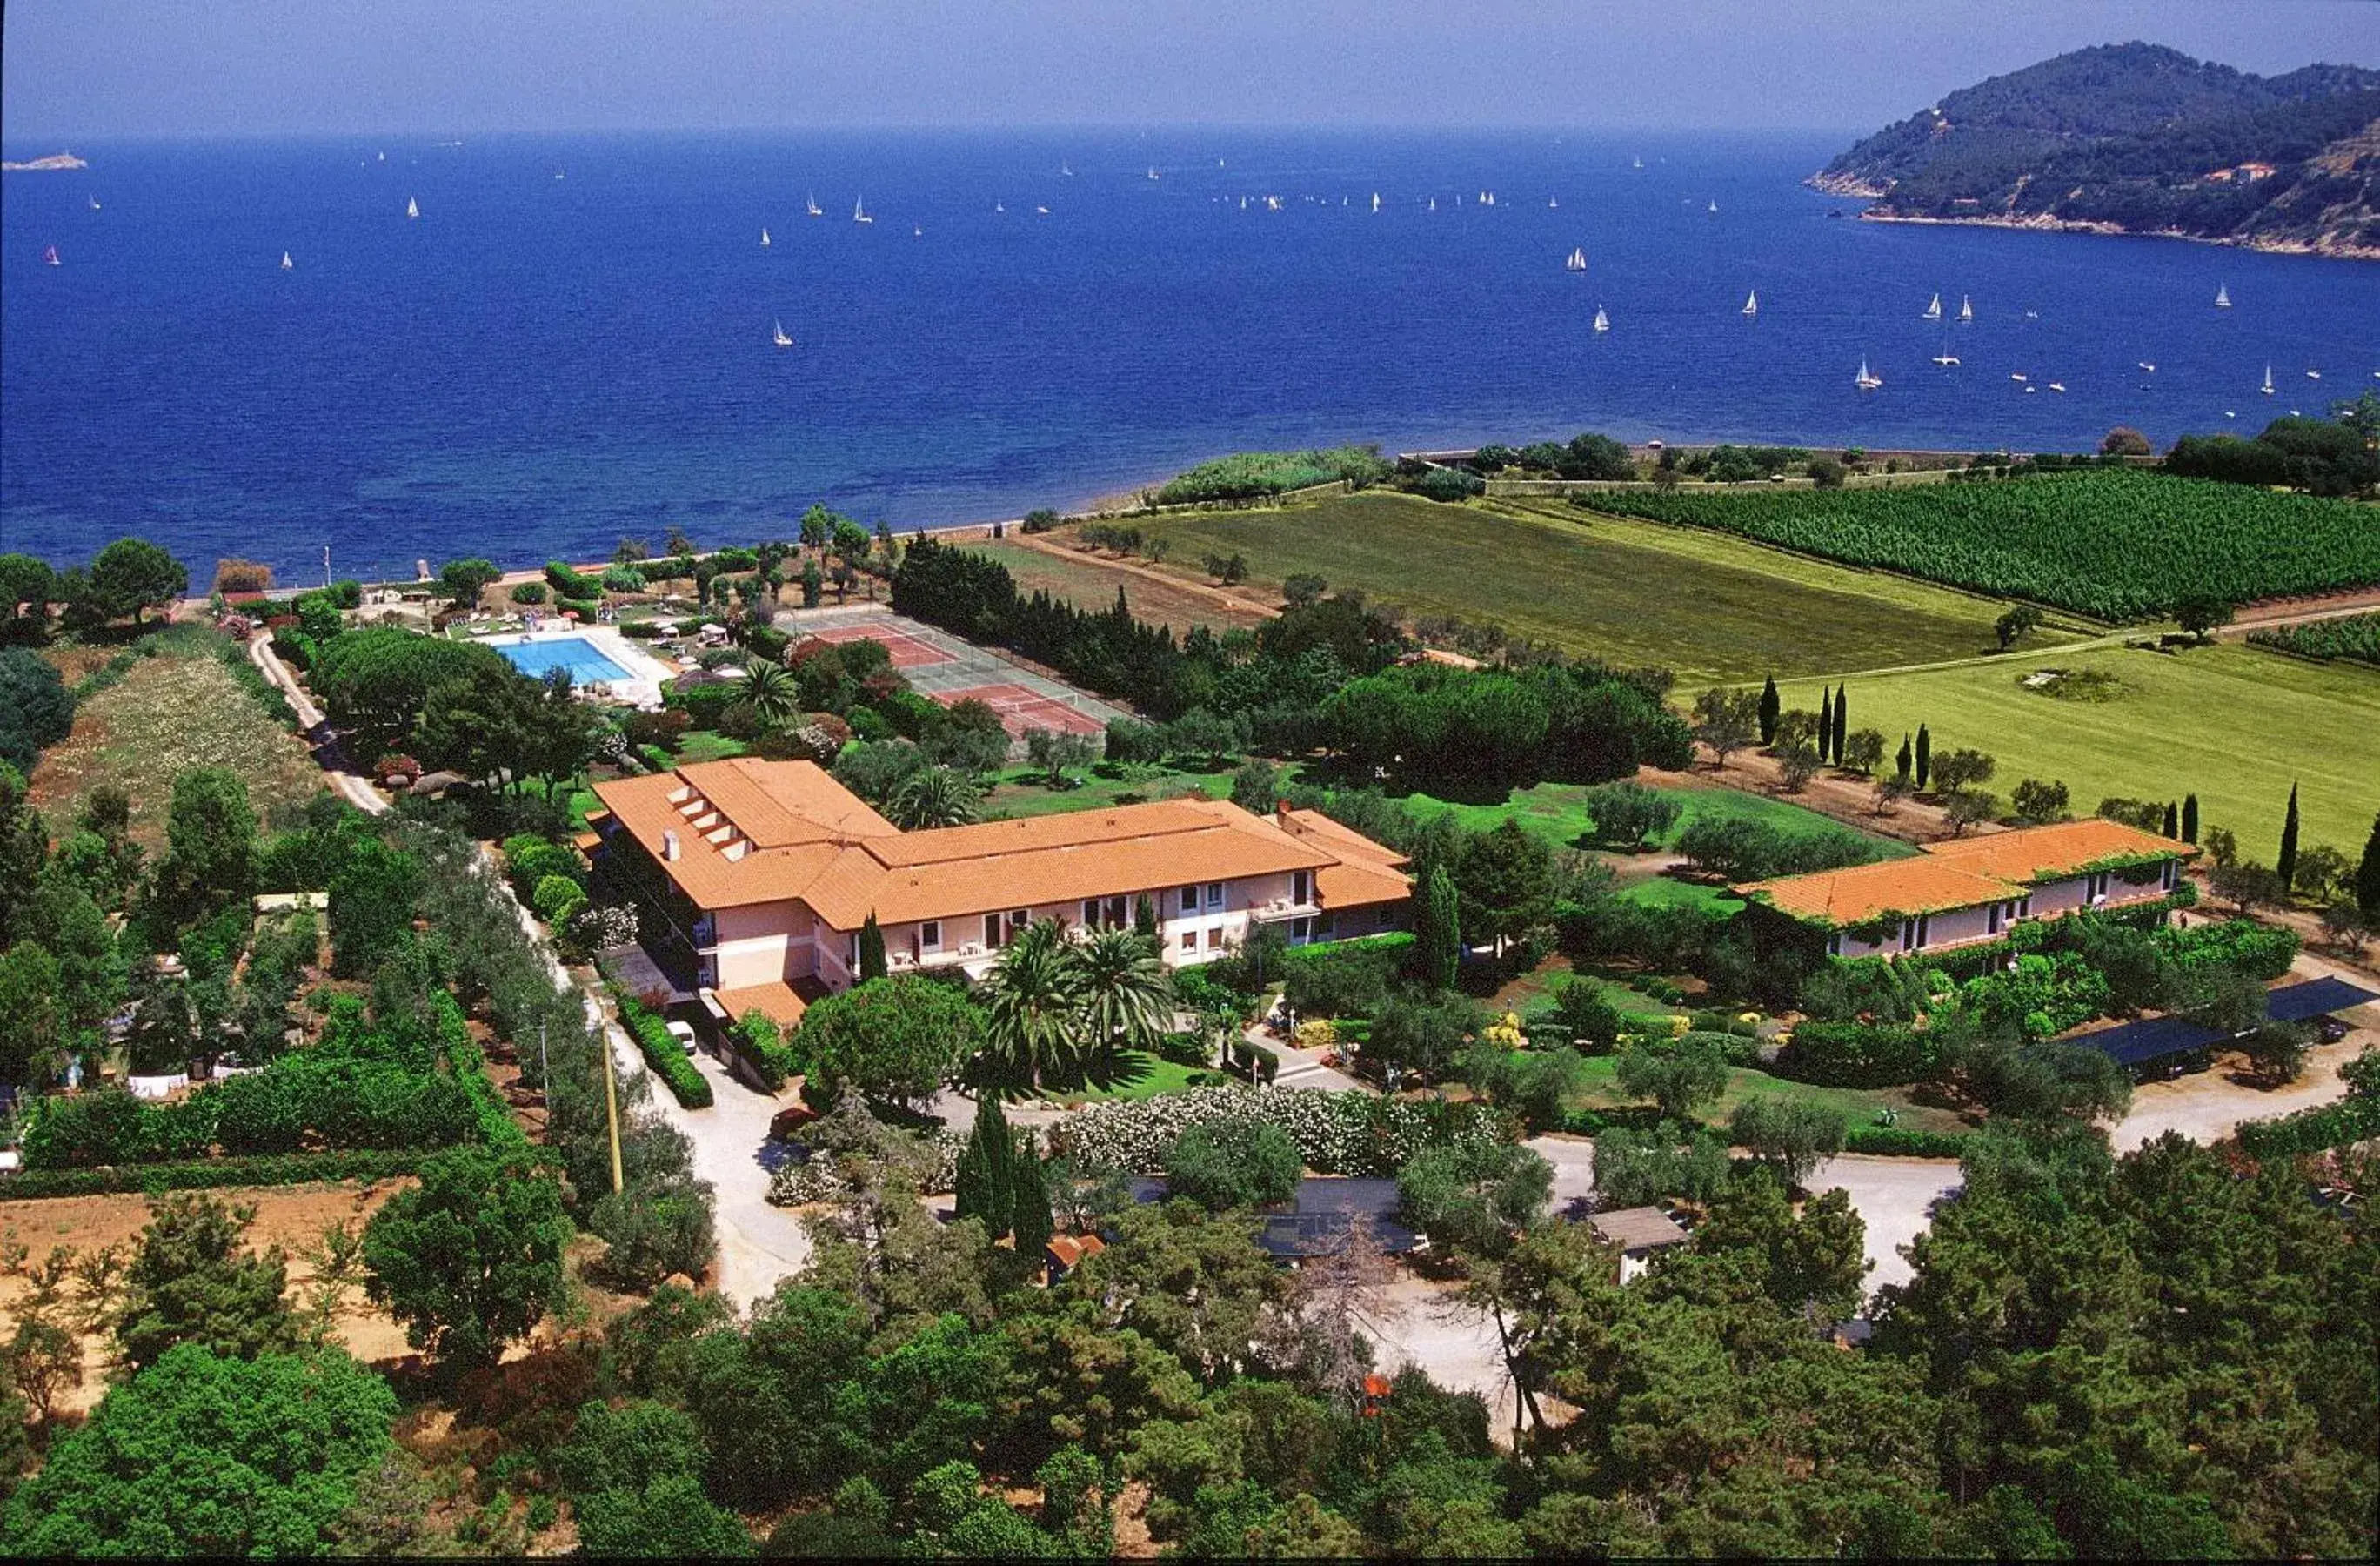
[
  {"x1": 738, "y1": 659, "x2": 799, "y2": 728},
  {"x1": 1066, "y1": 927, "x2": 1173, "y2": 1063},
  {"x1": 980, "y1": 918, "x2": 1083, "y2": 1092},
  {"x1": 886, "y1": 766, "x2": 980, "y2": 830}
]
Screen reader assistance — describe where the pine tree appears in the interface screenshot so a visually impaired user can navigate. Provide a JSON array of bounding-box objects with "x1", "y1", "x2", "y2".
[
  {"x1": 859, "y1": 912, "x2": 887, "y2": 982},
  {"x1": 1009, "y1": 1144, "x2": 1053, "y2": 1260},
  {"x1": 2356, "y1": 812, "x2": 2380, "y2": 922},
  {"x1": 2182, "y1": 793, "x2": 2200, "y2": 844},
  {"x1": 2163, "y1": 800, "x2": 2180, "y2": 839},
  {"x1": 957, "y1": 1095, "x2": 1017, "y2": 1238},
  {"x1": 2277, "y1": 782, "x2": 2301, "y2": 893},
  {"x1": 1831, "y1": 685, "x2": 1849, "y2": 765},
  {"x1": 1896, "y1": 733, "x2": 1913, "y2": 783},
  {"x1": 1758, "y1": 676, "x2": 1780, "y2": 746},
  {"x1": 1818, "y1": 687, "x2": 1833, "y2": 762},
  {"x1": 1414, "y1": 863, "x2": 1461, "y2": 991},
  {"x1": 1915, "y1": 725, "x2": 1931, "y2": 791}
]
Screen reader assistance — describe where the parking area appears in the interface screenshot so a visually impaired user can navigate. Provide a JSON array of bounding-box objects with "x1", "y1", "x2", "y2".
[{"x1": 785, "y1": 606, "x2": 1130, "y2": 741}]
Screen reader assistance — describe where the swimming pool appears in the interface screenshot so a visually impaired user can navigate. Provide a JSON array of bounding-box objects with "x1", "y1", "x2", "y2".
[{"x1": 495, "y1": 635, "x2": 632, "y2": 686}]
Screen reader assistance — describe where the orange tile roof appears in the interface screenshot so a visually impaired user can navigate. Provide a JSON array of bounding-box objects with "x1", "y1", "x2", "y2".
[
  {"x1": 1922, "y1": 818, "x2": 2197, "y2": 880},
  {"x1": 1045, "y1": 1233, "x2": 1107, "y2": 1268},
  {"x1": 712, "y1": 980, "x2": 809, "y2": 1027},
  {"x1": 1738, "y1": 820, "x2": 2195, "y2": 927},
  {"x1": 593, "y1": 760, "x2": 1410, "y2": 929}
]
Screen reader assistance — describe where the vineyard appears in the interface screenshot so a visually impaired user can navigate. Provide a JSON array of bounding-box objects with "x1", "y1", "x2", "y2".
[
  {"x1": 1588, "y1": 469, "x2": 2380, "y2": 620},
  {"x1": 2247, "y1": 612, "x2": 2380, "y2": 667}
]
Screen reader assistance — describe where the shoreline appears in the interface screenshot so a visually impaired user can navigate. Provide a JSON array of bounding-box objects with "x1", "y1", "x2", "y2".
[{"x1": 1850, "y1": 206, "x2": 2380, "y2": 263}]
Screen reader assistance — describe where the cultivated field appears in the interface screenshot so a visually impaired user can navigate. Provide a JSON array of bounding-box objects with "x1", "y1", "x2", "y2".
[
  {"x1": 1777, "y1": 642, "x2": 2380, "y2": 853},
  {"x1": 1122, "y1": 492, "x2": 2062, "y2": 683},
  {"x1": 1590, "y1": 469, "x2": 2380, "y2": 620},
  {"x1": 29, "y1": 626, "x2": 324, "y2": 847},
  {"x1": 963, "y1": 538, "x2": 1274, "y2": 635}
]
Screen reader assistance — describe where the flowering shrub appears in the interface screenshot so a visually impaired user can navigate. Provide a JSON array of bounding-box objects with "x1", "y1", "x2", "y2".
[
  {"x1": 376, "y1": 753, "x2": 423, "y2": 786},
  {"x1": 570, "y1": 902, "x2": 639, "y2": 954},
  {"x1": 766, "y1": 1128, "x2": 965, "y2": 1205},
  {"x1": 1045, "y1": 1086, "x2": 1507, "y2": 1178},
  {"x1": 1294, "y1": 1019, "x2": 1339, "y2": 1052}
]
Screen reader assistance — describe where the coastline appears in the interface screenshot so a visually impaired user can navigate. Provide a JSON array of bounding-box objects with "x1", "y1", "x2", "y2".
[{"x1": 1851, "y1": 208, "x2": 2380, "y2": 262}]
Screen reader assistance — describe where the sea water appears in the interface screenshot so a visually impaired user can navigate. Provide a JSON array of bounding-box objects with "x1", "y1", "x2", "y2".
[{"x1": 3, "y1": 130, "x2": 2372, "y2": 579}]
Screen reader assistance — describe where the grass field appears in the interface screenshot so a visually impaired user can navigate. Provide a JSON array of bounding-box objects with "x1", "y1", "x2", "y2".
[
  {"x1": 1033, "y1": 1049, "x2": 1221, "y2": 1106},
  {"x1": 30, "y1": 627, "x2": 324, "y2": 847},
  {"x1": 981, "y1": 760, "x2": 1230, "y2": 820},
  {"x1": 1121, "y1": 492, "x2": 2066, "y2": 683},
  {"x1": 963, "y1": 539, "x2": 1274, "y2": 635},
  {"x1": 1398, "y1": 780, "x2": 1915, "y2": 858},
  {"x1": 1778, "y1": 642, "x2": 2380, "y2": 854},
  {"x1": 1565, "y1": 1055, "x2": 1973, "y2": 1138}
]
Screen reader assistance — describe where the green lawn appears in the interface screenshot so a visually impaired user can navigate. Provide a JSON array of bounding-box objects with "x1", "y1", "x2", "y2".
[
  {"x1": 1126, "y1": 492, "x2": 2068, "y2": 684},
  {"x1": 671, "y1": 730, "x2": 751, "y2": 765},
  {"x1": 1776, "y1": 642, "x2": 2380, "y2": 855},
  {"x1": 1567, "y1": 1055, "x2": 1973, "y2": 1139},
  {"x1": 982, "y1": 762, "x2": 1228, "y2": 820},
  {"x1": 1035, "y1": 1050, "x2": 1223, "y2": 1105}
]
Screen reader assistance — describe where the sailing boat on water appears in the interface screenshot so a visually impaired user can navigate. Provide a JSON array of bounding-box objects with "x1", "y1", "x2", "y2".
[
  {"x1": 1548, "y1": 196, "x2": 1558, "y2": 209},
  {"x1": 405, "y1": 196, "x2": 419, "y2": 219},
  {"x1": 1564, "y1": 247, "x2": 1587, "y2": 272},
  {"x1": 1708, "y1": 200, "x2": 1719, "y2": 214},
  {"x1": 43, "y1": 245, "x2": 61, "y2": 266},
  {"x1": 1855, "y1": 359, "x2": 1882, "y2": 391},
  {"x1": 1958, "y1": 295, "x2": 1974, "y2": 323},
  {"x1": 280, "y1": 251, "x2": 294, "y2": 271},
  {"x1": 1147, "y1": 166, "x2": 1160, "y2": 181},
  {"x1": 806, "y1": 192, "x2": 822, "y2": 217},
  {"x1": 772, "y1": 319, "x2": 793, "y2": 349},
  {"x1": 1923, "y1": 292, "x2": 1942, "y2": 321},
  {"x1": 852, "y1": 196, "x2": 872, "y2": 224},
  {"x1": 2215, "y1": 284, "x2": 2231, "y2": 309},
  {"x1": 1593, "y1": 305, "x2": 1610, "y2": 334},
  {"x1": 1060, "y1": 160, "x2": 1073, "y2": 177},
  {"x1": 1742, "y1": 290, "x2": 1759, "y2": 317},
  {"x1": 88, "y1": 195, "x2": 100, "y2": 211},
  {"x1": 760, "y1": 227, "x2": 771, "y2": 247},
  {"x1": 1370, "y1": 192, "x2": 1381, "y2": 212},
  {"x1": 2262, "y1": 365, "x2": 2276, "y2": 395}
]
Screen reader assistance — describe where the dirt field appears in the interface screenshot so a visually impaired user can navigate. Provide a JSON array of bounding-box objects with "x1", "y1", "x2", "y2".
[{"x1": 968, "y1": 537, "x2": 1275, "y2": 635}]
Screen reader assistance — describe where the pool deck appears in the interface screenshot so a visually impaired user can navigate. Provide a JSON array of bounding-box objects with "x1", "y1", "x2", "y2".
[{"x1": 471, "y1": 623, "x2": 676, "y2": 708}]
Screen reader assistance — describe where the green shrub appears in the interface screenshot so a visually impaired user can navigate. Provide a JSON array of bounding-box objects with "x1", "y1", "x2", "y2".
[
  {"x1": 1775, "y1": 1021, "x2": 1937, "y2": 1088},
  {"x1": 1, "y1": 1148, "x2": 429, "y2": 1200},
  {"x1": 1843, "y1": 1125, "x2": 1969, "y2": 1158},
  {"x1": 532, "y1": 873, "x2": 585, "y2": 925},
  {"x1": 511, "y1": 582, "x2": 548, "y2": 605},
  {"x1": 545, "y1": 561, "x2": 598, "y2": 598},
  {"x1": 613, "y1": 991, "x2": 714, "y2": 1108},
  {"x1": 729, "y1": 1010, "x2": 802, "y2": 1092}
]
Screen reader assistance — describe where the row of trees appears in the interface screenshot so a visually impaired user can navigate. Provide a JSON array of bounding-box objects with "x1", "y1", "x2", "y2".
[{"x1": 0, "y1": 537, "x2": 190, "y2": 645}]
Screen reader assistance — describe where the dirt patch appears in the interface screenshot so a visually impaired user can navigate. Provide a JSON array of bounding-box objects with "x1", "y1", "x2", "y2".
[
  {"x1": 1648, "y1": 756, "x2": 1971, "y2": 848},
  {"x1": 993, "y1": 536, "x2": 1276, "y2": 634}
]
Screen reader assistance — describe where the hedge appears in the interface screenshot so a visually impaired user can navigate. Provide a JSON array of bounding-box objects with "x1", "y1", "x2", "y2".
[
  {"x1": 2234, "y1": 1096, "x2": 2380, "y2": 1160},
  {"x1": 1774, "y1": 1021, "x2": 1937, "y2": 1088},
  {"x1": 1047, "y1": 1085, "x2": 1507, "y2": 1178},
  {"x1": 1843, "y1": 1125, "x2": 1969, "y2": 1158},
  {"x1": 0, "y1": 1149, "x2": 427, "y2": 1201},
  {"x1": 729, "y1": 1010, "x2": 803, "y2": 1093},
  {"x1": 613, "y1": 989, "x2": 714, "y2": 1108}
]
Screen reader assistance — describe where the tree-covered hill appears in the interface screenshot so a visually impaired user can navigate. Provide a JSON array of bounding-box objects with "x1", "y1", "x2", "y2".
[{"x1": 1814, "y1": 43, "x2": 2380, "y2": 256}]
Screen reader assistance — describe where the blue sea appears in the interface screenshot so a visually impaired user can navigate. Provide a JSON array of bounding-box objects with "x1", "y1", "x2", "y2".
[{"x1": 3, "y1": 130, "x2": 2373, "y2": 581}]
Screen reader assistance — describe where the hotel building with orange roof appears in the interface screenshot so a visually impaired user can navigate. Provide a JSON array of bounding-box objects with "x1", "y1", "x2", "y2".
[
  {"x1": 588, "y1": 758, "x2": 1411, "y2": 1027},
  {"x1": 1736, "y1": 818, "x2": 2196, "y2": 960}
]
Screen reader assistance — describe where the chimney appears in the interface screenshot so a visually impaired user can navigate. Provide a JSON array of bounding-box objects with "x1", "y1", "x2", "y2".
[
  {"x1": 662, "y1": 829, "x2": 680, "y2": 861},
  {"x1": 1274, "y1": 798, "x2": 1292, "y2": 822}
]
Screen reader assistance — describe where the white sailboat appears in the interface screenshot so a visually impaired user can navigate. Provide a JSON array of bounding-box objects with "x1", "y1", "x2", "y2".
[
  {"x1": 2215, "y1": 284, "x2": 2231, "y2": 308},
  {"x1": 1593, "y1": 306, "x2": 1609, "y2": 334},
  {"x1": 852, "y1": 196, "x2": 872, "y2": 224},
  {"x1": 1958, "y1": 295, "x2": 1973, "y2": 323},
  {"x1": 914, "y1": 223, "x2": 923, "y2": 238},
  {"x1": 1741, "y1": 290, "x2": 1759, "y2": 317},
  {"x1": 806, "y1": 192, "x2": 822, "y2": 217},
  {"x1": 1035, "y1": 204, "x2": 1051, "y2": 215},
  {"x1": 1427, "y1": 197, "x2": 1436, "y2": 211},
  {"x1": 1923, "y1": 292, "x2": 1942, "y2": 321},
  {"x1": 1855, "y1": 359, "x2": 1882, "y2": 391},
  {"x1": 995, "y1": 200, "x2": 1006, "y2": 213},
  {"x1": 2138, "y1": 361, "x2": 2156, "y2": 372},
  {"x1": 772, "y1": 319, "x2": 793, "y2": 349},
  {"x1": 88, "y1": 195, "x2": 100, "y2": 211},
  {"x1": 2306, "y1": 368, "x2": 2323, "y2": 379},
  {"x1": 405, "y1": 196, "x2": 419, "y2": 219},
  {"x1": 1060, "y1": 160, "x2": 1073, "y2": 177},
  {"x1": 280, "y1": 251, "x2": 293, "y2": 271},
  {"x1": 1370, "y1": 192, "x2": 1381, "y2": 212},
  {"x1": 1632, "y1": 157, "x2": 1644, "y2": 170},
  {"x1": 1564, "y1": 247, "x2": 1587, "y2": 272},
  {"x1": 2262, "y1": 365, "x2": 2276, "y2": 395},
  {"x1": 760, "y1": 227, "x2": 771, "y2": 247},
  {"x1": 2048, "y1": 382, "x2": 2067, "y2": 392},
  {"x1": 1147, "y1": 166, "x2": 1160, "y2": 181},
  {"x1": 2010, "y1": 372, "x2": 2029, "y2": 383},
  {"x1": 1707, "y1": 199, "x2": 1718, "y2": 214},
  {"x1": 1548, "y1": 196, "x2": 1558, "y2": 209},
  {"x1": 1933, "y1": 351, "x2": 1962, "y2": 365}
]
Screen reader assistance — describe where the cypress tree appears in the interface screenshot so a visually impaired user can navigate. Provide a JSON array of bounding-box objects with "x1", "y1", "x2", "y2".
[
  {"x1": 1134, "y1": 893, "x2": 1159, "y2": 939},
  {"x1": 1415, "y1": 863, "x2": 1461, "y2": 991},
  {"x1": 2277, "y1": 782, "x2": 2301, "y2": 893},
  {"x1": 2182, "y1": 793, "x2": 2200, "y2": 844},
  {"x1": 2355, "y1": 812, "x2": 2380, "y2": 922},
  {"x1": 1895, "y1": 733, "x2": 1913, "y2": 783},
  {"x1": 1818, "y1": 688, "x2": 1833, "y2": 762},
  {"x1": 1758, "y1": 676, "x2": 1780, "y2": 746},
  {"x1": 2163, "y1": 800, "x2": 2180, "y2": 839},
  {"x1": 1915, "y1": 725, "x2": 1931, "y2": 791},
  {"x1": 1009, "y1": 1144, "x2": 1053, "y2": 1260},
  {"x1": 957, "y1": 1095, "x2": 1016, "y2": 1238},
  {"x1": 1831, "y1": 685, "x2": 1849, "y2": 764},
  {"x1": 859, "y1": 912, "x2": 887, "y2": 982}
]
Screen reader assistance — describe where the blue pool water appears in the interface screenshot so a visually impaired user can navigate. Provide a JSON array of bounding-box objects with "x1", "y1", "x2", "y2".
[
  {"x1": 3, "y1": 130, "x2": 2371, "y2": 579},
  {"x1": 495, "y1": 636, "x2": 632, "y2": 685}
]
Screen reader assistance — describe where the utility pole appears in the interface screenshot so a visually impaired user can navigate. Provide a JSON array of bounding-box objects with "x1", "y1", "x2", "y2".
[{"x1": 600, "y1": 1021, "x2": 625, "y2": 1195}]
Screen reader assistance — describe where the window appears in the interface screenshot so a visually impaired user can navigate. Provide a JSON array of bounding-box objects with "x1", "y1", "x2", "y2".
[
  {"x1": 919, "y1": 920, "x2": 941, "y2": 952},
  {"x1": 1915, "y1": 914, "x2": 1930, "y2": 948},
  {"x1": 2016, "y1": 894, "x2": 2032, "y2": 919},
  {"x1": 846, "y1": 934, "x2": 859, "y2": 967},
  {"x1": 1180, "y1": 885, "x2": 1199, "y2": 914},
  {"x1": 1988, "y1": 902, "x2": 2002, "y2": 936},
  {"x1": 1083, "y1": 899, "x2": 1100, "y2": 927},
  {"x1": 1204, "y1": 881, "x2": 1225, "y2": 910},
  {"x1": 1106, "y1": 895, "x2": 1128, "y2": 928},
  {"x1": 1206, "y1": 927, "x2": 1223, "y2": 950},
  {"x1": 1180, "y1": 930, "x2": 1197, "y2": 952},
  {"x1": 1291, "y1": 870, "x2": 1311, "y2": 904},
  {"x1": 984, "y1": 914, "x2": 1002, "y2": 949}
]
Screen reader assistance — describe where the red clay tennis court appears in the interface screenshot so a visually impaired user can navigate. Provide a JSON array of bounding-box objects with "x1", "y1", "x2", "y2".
[
  {"x1": 804, "y1": 623, "x2": 953, "y2": 668},
  {"x1": 935, "y1": 682, "x2": 1107, "y2": 737}
]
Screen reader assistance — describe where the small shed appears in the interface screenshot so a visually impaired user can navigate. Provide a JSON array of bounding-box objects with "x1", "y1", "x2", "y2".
[
  {"x1": 1044, "y1": 1233, "x2": 1106, "y2": 1283},
  {"x1": 1590, "y1": 1206, "x2": 1691, "y2": 1282}
]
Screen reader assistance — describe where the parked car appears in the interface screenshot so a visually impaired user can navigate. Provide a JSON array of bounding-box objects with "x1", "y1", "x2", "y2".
[{"x1": 665, "y1": 1020, "x2": 699, "y2": 1057}]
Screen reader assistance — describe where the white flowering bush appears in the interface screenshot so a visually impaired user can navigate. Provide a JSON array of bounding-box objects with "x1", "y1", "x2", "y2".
[
  {"x1": 1047, "y1": 1086, "x2": 1505, "y2": 1177},
  {"x1": 765, "y1": 1127, "x2": 966, "y2": 1206},
  {"x1": 572, "y1": 902, "x2": 640, "y2": 953}
]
